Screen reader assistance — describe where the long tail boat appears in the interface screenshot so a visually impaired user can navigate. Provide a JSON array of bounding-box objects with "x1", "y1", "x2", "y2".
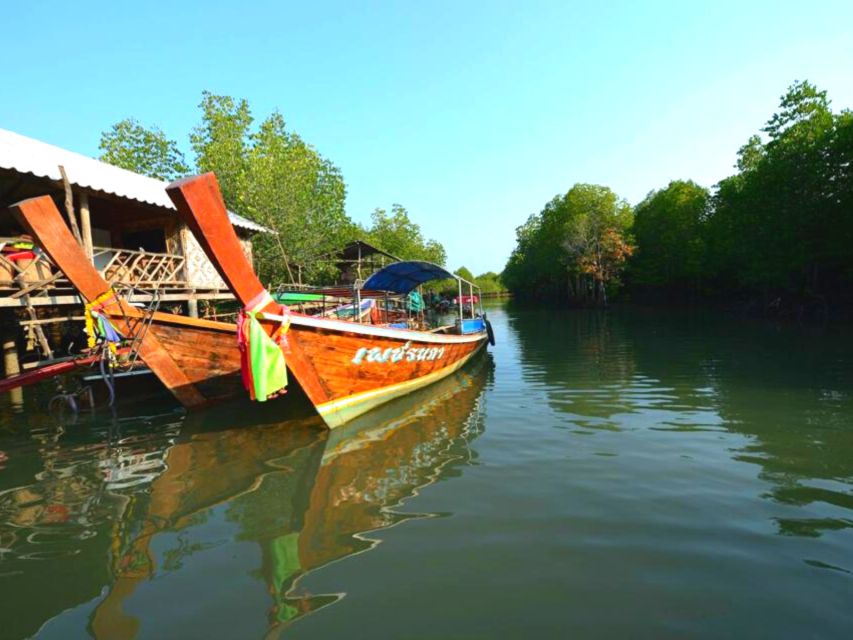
[{"x1": 10, "y1": 175, "x2": 489, "y2": 427}]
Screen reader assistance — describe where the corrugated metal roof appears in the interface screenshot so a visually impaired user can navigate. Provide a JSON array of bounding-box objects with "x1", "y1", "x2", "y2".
[{"x1": 0, "y1": 127, "x2": 271, "y2": 234}]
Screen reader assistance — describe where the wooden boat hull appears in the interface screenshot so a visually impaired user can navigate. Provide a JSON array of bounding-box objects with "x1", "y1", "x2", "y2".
[
  {"x1": 144, "y1": 309, "x2": 485, "y2": 427},
  {"x1": 141, "y1": 314, "x2": 243, "y2": 402},
  {"x1": 285, "y1": 314, "x2": 486, "y2": 427}
]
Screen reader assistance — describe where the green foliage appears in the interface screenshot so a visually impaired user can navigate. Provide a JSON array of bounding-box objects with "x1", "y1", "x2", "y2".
[
  {"x1": 432, "y1": 268, "x2": 507, "y2": 297},
  {"x1": 99, "y1": 118, "x2": 190, "y2": 181},
  {"x1": 705, "y1": 80, "x2": 853, "y2": 298},
  {"x1": 630, "y1": 180, "x2": 709, "y2": 291},
  {"x1": 455, "y1": 266, "x2": 474, "y2": 281},
  {"x1": 475, "y1": 271, "x2": 507, "y2": 294},
  {"x1": 362, "y1": 204, "x2": 447, "y2": 265},
  {"x1": 503, "y1": 184, "x2": 633, "y2": 304},
  {"x1": 735, "y1": 135, "x2": 764, "y2": 173},
  {"x1": 100, "y1": 92, "x2": 447, "y2": 287},
  {"x1": 504, "y1": 80, "x2": 853, "y2": 310},
  {"x1": 189, "y1": 92, "x2": 352, "y2": 284},
  {"x1": 190, "y1": 93, "x2": 253, "y2": 212}
]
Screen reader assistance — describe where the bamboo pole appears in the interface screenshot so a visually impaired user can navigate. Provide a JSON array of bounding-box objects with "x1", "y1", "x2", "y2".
[
  {"x1": 79, "y1": 191, "x2": 94, "y2": 260},
  {"x1": 58, "y1": 165, "x2": 84, "y2": 246},
  {"x1": 2, "y1": 313, "x2": 20, "y2": 378},
  {"x1": 1, "y1": 313, "x2": 23, "y2": 409}
]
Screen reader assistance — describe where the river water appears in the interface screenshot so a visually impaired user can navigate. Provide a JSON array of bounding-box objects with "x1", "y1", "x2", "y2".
[{"x1": 1, "y1": 303, "x2": 851, "y2": 639}]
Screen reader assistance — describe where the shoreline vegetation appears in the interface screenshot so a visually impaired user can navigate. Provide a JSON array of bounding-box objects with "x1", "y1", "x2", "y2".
[
  {"x1": 99, "y1": 91, "x2": 503, "y2": 298},
  {"x1": 96, "y1": 81, "x2": 849, "y2": 319},
  {"x1": 97, "y1": 92, "x2": 508, "y2": 298},
  {"x1": 503, "y1": 80, "x2": 853, "y2": 320}
]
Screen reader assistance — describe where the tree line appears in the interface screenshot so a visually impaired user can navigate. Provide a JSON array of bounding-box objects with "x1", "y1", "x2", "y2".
[
  {"x1": 503, "y1": 81, "x2": 853, "y2": 315},
  {"x1": 502, "y1": 183, "x2": 634, "y2": 304},
  {"x1": 98, "y1": 92, "x2": 446, "y2": 284}
]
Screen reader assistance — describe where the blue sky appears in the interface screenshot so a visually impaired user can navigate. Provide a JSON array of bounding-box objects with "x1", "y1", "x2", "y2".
[{"x1": 2, "y1": 1, "x2": 852, "y2": 273}]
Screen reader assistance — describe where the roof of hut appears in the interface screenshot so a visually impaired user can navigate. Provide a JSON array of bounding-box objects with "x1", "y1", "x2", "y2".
[{"x1": 0, "y1": 127, "x2": 269, "y2": 234}]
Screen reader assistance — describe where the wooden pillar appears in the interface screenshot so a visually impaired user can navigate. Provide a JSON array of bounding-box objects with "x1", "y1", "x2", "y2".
[
  {"x1": 2, "y1": 317, "x2": 20, "y2": 378},
  {"x1": 187, "y1": 298, "x2": 199, "y2": 318},
  {"x1": 2, "y1": 312, "x2": 23, "y2": 408},
  {"x1": 79, "y1": 191, "x2": 94, "y2": 260}
]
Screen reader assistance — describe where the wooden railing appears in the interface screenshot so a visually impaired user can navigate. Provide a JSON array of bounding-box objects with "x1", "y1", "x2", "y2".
[
  {"x1": 0, "y1": 243, "x2": 188, "y2": 290},
  {"x1": 94, "y1": 246, "x2": 187, "y2": 288},
  {"x1": 0, "y1": 241, "x2": 234, "y2": 308}
]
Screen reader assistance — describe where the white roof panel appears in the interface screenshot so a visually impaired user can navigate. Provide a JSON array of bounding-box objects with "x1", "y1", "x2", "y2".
[{"x1": 0, "y1": 127, "x2": 270, "y2": 234}]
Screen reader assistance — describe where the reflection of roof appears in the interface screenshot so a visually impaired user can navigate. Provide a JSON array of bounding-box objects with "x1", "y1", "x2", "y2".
[
  {"x1": 0, "y1": 127, "x2": 270, "y2": 234},
  {"x1": 362, "y1": 260, "x2": 456, "y2": 294}
]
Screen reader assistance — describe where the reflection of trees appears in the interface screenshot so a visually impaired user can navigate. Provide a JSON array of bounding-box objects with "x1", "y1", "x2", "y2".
[
  {"x1": 508, "y1": 306, "x2": 637, "y2": 426},
  {"x1": 510, "y1": 304, "x2": 853, "y2": 539},
  {"x1": 624, "y1": 309, "x2": 853, "y2": 538}
]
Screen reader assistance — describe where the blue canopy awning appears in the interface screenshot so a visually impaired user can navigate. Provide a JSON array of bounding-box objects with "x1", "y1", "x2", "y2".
[{"x1": 362, "y1": 260, "x2": 456, "y2": 294}]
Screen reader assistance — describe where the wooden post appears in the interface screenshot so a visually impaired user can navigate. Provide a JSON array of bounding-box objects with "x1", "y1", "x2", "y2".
[
  {"x1": 2, "y1": 312, "x2": 23, "y2": 408},
  {"x1": 79, "y1": 190, "x2": 94, "y2": 260},
  {"x1": 58, "y1": 165, "x2": 84, "y2": 246},
  {"x1": 355, "y1": 281, "x2": 362, "y2": 324},
  {"x1": 12, "y1": 270, "x2": 53, "y2": 359},
  {"x1": 2, "y1": 314, "x2": 20, "y2": 378},
  {"x1": 187, "y1": 298, "x2": 199, "y2": 318}
]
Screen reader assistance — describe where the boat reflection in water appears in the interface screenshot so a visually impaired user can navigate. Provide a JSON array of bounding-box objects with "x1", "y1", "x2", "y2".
[{"x1": 0, "y1": 353, "x2": 491, "y2": 639}]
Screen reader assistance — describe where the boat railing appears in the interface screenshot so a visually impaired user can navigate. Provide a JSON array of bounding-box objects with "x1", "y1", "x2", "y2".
[
  {"x1": 0, "y1": 245, "x2": 63, "y2": 291},
  {"x1": 270, "y1": 252, "x2": 488, "y2": 335},
  {"x1": 452, "y1": 274, "x2": 484, "y2": 332}
]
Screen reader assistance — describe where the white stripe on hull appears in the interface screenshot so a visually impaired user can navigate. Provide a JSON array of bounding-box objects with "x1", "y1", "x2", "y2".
[{"x1": 316, "y1": 341, "x2": 487, "y2": 428}]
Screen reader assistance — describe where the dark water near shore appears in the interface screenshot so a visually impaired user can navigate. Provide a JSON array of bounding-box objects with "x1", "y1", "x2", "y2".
[{"x1": 1, "y1": 303, "x2": 852, "y2": 639}]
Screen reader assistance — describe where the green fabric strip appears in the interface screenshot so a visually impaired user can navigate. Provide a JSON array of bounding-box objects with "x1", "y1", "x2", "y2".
[{"x1": 247, "y1": 311, "x2": 288, "y2": 401}]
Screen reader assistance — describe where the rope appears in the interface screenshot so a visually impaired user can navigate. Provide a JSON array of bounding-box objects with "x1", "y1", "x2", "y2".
[
  {"x1": 42, "y1": 285, "x2": 161, "y2": 415},
  {"x1": 76, "y1": 284, "x2": 162, "y2": 407},
  {"x1": 99, "y1": 349, "x2": 116, "y2": 407}
]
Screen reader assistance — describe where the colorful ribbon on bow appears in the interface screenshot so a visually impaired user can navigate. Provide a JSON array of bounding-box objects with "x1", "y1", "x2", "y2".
[
  {"x1": 237, "y1": 290, "x2": 290, "y2": 402},
  {"x1": 84, "y1": 290, "x2": 124, "y2": 353}
]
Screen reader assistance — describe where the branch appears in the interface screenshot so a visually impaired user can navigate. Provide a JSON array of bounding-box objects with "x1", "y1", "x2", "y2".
[{"x1": 274, "y1": 234, "x2": 296, "y2": 283}]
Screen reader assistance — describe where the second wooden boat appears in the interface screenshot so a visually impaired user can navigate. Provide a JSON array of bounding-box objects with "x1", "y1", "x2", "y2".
[{"x1": 10, "y1": 196, "x2": 242, "y2": 409}]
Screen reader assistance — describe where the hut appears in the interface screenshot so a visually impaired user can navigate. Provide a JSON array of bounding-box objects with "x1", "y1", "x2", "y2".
[
  {"x1": 332, "y1": 240, "x2": 401, "y2": 284},
  {"x1": 0, "y1": 127, "x2": 269, "y2": 373}
]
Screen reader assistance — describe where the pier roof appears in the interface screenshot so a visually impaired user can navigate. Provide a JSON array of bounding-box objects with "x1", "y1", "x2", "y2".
[{"x1": 0, "y1": 127, "x2": 269, "y2": 234}]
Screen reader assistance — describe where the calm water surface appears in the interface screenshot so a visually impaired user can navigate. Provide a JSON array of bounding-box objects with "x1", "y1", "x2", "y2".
[{"x1": 1, "y1": 304, "x2": 852, "y2": 638}]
